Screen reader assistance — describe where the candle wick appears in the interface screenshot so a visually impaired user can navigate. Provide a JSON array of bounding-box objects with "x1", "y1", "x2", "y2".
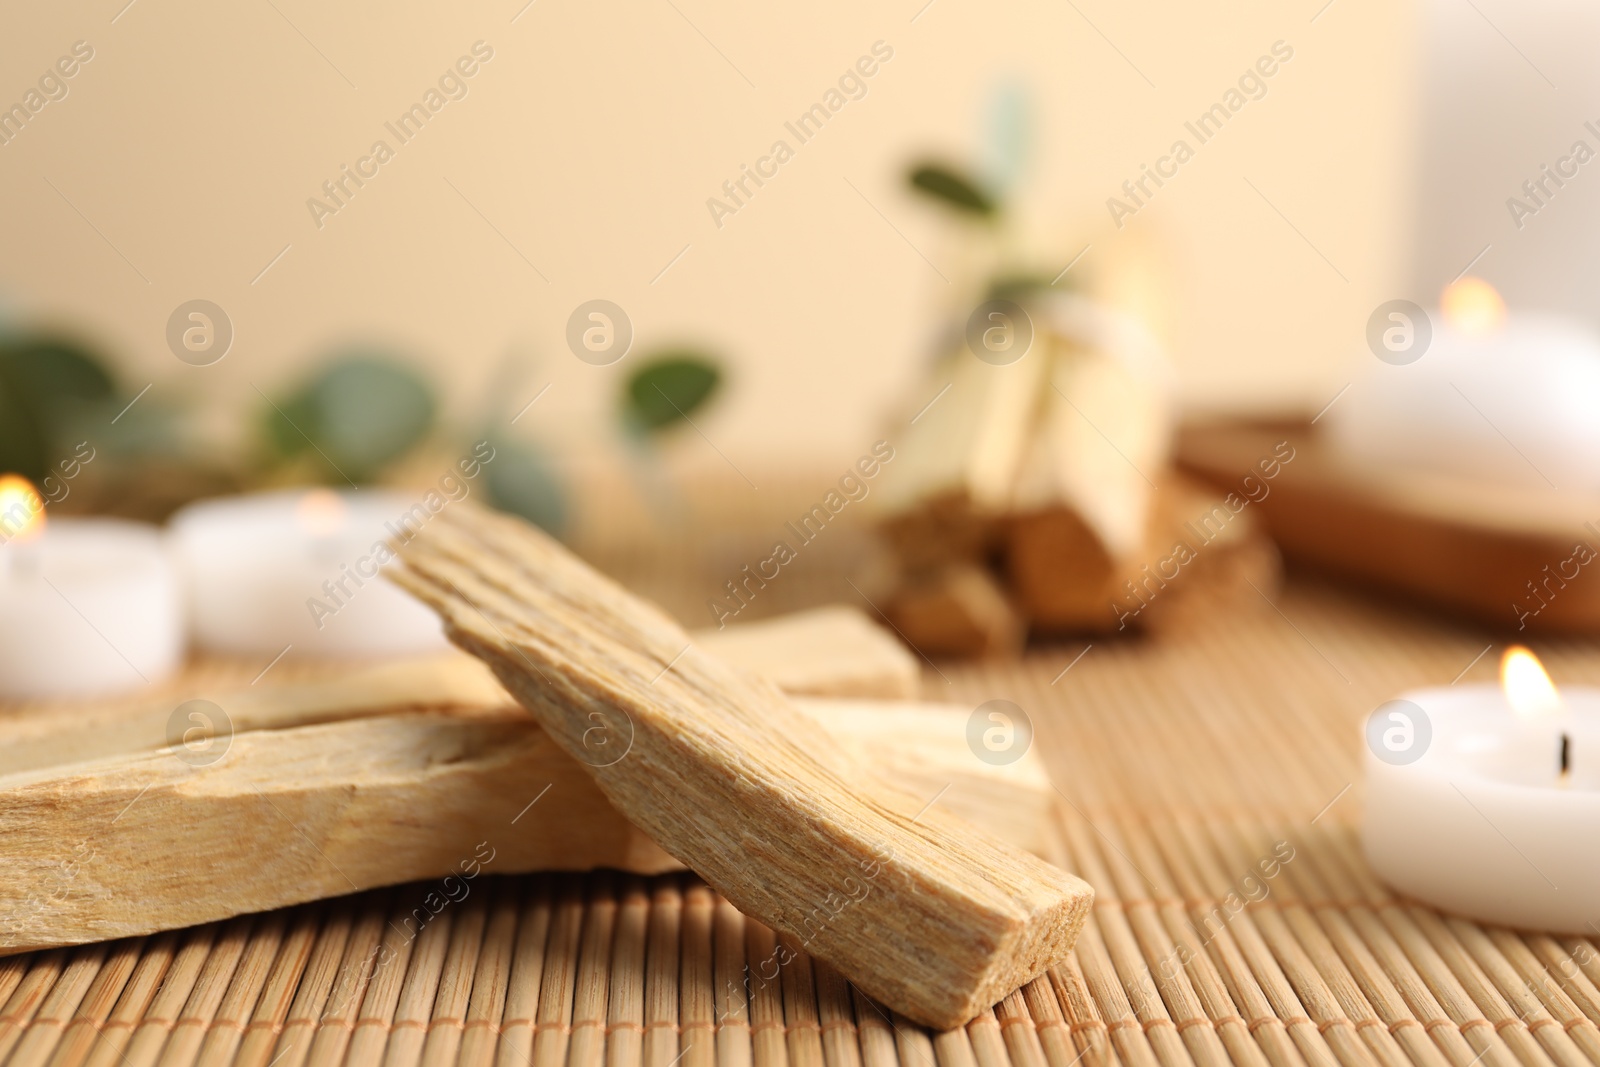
[{"x1": 1560, "y1": 732, "x2": 1572, "y2": 787}]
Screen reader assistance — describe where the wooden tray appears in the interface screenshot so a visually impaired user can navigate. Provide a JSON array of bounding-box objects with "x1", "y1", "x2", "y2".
[{"x1": 1177, "y1": 420, "x2": 1600, "y2": 633}]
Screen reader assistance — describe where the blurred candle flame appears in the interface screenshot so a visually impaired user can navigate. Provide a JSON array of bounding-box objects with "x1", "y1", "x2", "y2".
[
  {"x1": 1441, "y1": 276, "x2": 1507, "y2": 337},
  {"x1": 295, "y1": 489, "x2": 347, "y2": 538},
  {"x1": 1502, "y1": 645, "x2": 1562, "y2": 719},
  {"x1": 0, "y1": 474, "x2": 46, "y2": 545}
]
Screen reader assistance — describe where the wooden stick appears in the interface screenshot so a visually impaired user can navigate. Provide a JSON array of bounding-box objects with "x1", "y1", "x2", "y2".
[
  {"x1": 1007, "y1": 476, "x2": 1278, "y2": 633},
  {"x1": 0, "y1": 606, "x2": 916, "y2": 780},
  {"x1": 0, "y1": 694, "x2": 1053, "y2": 959},
  {"x1": 884, "y1": 562, "x2": 1024, "y2": 658},
  {"x1": 0, "y1": 710, "x2": 677, "y2": 957},
  {"x1": 693, "y1": 606, "x2": 918, "y2": 700},
  {"x1": 794, "y1": 698, "x2": 1053, "y2": 857},
  {"x1": 388, "y1": 504, "x2": 1092, "y2": 1030},
  {"x1": 0, "y1": 655, "x2": 508, "y2": 780}
]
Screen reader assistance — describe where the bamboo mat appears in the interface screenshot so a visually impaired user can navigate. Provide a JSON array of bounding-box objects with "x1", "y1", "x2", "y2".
[{"x1": 6, "y1": 573, "x2": 1600, "y2": 1067}]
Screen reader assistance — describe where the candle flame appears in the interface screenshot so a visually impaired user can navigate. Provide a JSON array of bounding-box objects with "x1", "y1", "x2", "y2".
[
  {"x1": 295, "y1": 488, "x2": 347, "y2": 538},
  {"x1": 1441, "y1": 276, "x2": 1507, "y2": 337},
  {"x1": 0, "y1": 474, "x2": 46, "y2": 545},
  {"x1": 1502, "y1": 645, "x2": 1562, "y2": 719}
]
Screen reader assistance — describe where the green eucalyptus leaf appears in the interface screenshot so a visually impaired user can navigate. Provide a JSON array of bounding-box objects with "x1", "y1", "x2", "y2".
[
  {"x1": 262, "y1": 389, "x2": 319, "y2": 460},
  {"x1": 622, "y1": 354, "x2": 722, "y2": 435},
  {"x1": 83, "y1": 393, "x2": 188, "y2": 459},
  {"x1": 483, "y1": 436, "x2": 565, "y2": 533},
  {"x1": 0, "y1": 374, "x2": 44, "y2": 480},
  {"x1": 2, "y1": 338, "x2": 115, "y2": 408},
  {"x1": 987, "y1": 272, "x2": 1061, "y2": 300},
  {"x1": 312, "y1": 358, "x2": 434, "y2": 476},
  {"x1": 262, "y1": 354, "x2": 436, "y2": 482},
  {"x1": 0, "y1": 335, "x2": 116, "y2": 481},
  {"x1": 908, "y1": 162, "x2": 997, "y2": 217}
]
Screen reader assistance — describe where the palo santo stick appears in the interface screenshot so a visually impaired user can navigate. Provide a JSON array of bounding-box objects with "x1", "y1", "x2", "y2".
[
  {"x1": 0, "y1": 604, "x2": 914, "y2": 779},
  {"x1": 692, "y1": 606, "x2": 918, "y2": 700},
  {"x1": 0, "y1": 697, "x2": 1054, "y2": 957},
  {"x1": 0, "y1": 655, "x2": 508, "y2": 779},
  {"x1": 0, "y1": 710, "x2": 678, "y2": 956},
  {"x1": 885, "y1": 562, "x2": 1024, "y2": 658},
  {"x1": 794, "y1": 699, "x2": 1053, "y2": 857},
  {"x1": 389, "y1": 505, "x2": 1092, "y2": 1029}
]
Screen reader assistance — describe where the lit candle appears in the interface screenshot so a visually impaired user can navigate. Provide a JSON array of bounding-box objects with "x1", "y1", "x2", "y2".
[
  {"x1": 1362, "y1": 647, "x2": 1600, "y2": 931},
  {"x1": 1330, "y1": 278, "x2": 1600, "y2": 491},
  {"x1": 0, "y1": 475, "x2": 184, "y2": 699},
  {"x1": 169, "y1": 489, "x2": 448, "y2": 659}
]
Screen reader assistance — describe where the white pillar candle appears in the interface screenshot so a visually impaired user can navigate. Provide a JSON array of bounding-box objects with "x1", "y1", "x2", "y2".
[
  {"x1": 169, "y1": 489, "x2": 449, "y2": 660},
  {"x1": 1362, "y1": 647, "x2": 1600, "y2": 931},
  {"x1": 1331, "y1": 278, "x2": 1600, "y2": 492},
  {"x1": 0, "y1": 477, "x2": 184, "y2": 700},
  {"x1": 1410, "y1": 0, "x2": 1600, "y2": 318}
]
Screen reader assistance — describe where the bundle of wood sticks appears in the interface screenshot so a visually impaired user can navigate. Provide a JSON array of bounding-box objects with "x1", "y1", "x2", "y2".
[{"x1": 868, "y1": 294, "x2": 1279, "y2": 655}]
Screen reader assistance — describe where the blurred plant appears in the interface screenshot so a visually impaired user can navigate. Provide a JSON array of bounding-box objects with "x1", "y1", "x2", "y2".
[
  {"x1": 481, "y1": 435, "x2": 566, "y2": 532},
  {"x1": 260, "y1": 352, "x2": 436, "y2": 484},
  {"x1": 0, "y1": 330, "x2": 241, "y2": 520},
  {"x1": 986, "y1": 271, "x2": 1063, "y2": 299},
  {"x1": 457, "y1": 350, "x2": 567, "y2": 535},
  {"x1": 0, "y1": 334, "x2": 116, "y2": 482},
  {"x1": 621, "y1": 352, "x2": 723, "y2": 437},
  {"x1": 462, "y1": 347, "x2": 723, "y2": 535},
  {"x1": 978, "y1": 82, "x2": 1033, "y2": 202},
  {"x1": 908, "y1": 162, "x2": 998, "y2": 219},
  {"x1": 906, "y1": 156, "x2": 1075, "y2": 303},
  {"x1": 0, "y1": 323, "x2": 727, "y2": 535},
  {"x1": 910, "y1": 84, "x2": 1032, "y2": 221},
  {"x1": 610, "y1": 350, "x2": 725, "y2": 524},
  {"x1": 905, "y1": 87, "x2": 1085, "y2": 306}
]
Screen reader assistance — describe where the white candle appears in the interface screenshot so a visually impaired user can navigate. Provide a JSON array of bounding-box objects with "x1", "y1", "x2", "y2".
[
  {"x1": 1331, "y1": 278, "x2": 1600, "y2": 492},
  {"x1": 1363, "y1": 647, "x2": 1600, "y2": 931},
  {"x1": 0, "y1": 476, "x2": 184, "y2": 700},
  {"x1": 1410, "y1": 0, "x2": 1600, "y2": 315},
  {"x1": 169, "y1": 489, "x2": 448, "y2": 659}
]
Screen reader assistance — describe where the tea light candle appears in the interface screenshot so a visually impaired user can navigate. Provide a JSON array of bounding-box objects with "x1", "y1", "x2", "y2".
[
  {"x1": 169, "y1": 489, "x2": 448, "y2": 660},
  {"x1": 0, "y1": 476, "x2": 184, "y2": 700},
  {"x1": 1363, "y1": 647, "x2": 1600, "y2": 931}
]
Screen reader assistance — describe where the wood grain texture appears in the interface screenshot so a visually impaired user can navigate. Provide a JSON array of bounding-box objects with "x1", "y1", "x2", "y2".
[
  {"x1": 0, "y1": 661, "x2": 1051, "y2": 958},
  {"x1": 0, "y1": 710, "x2": 677, "y2": 957},
  {"x1": 0, "y1": 656, "x2": 509, "y2": 779},
  {"x1": 388, "y1": 505, "x2": 1092, "y2": 1030},
  {"x1": 793, "y1": 699, "x2": 1053, "y2": 857},
  {"x1": 693, "y1": 607, "x2": 918, "y2": 700},
  {"x1": 1177, "y1": 421, "x2": 1600, "y2": 633},
  {"x1": 0, "y1": 598, "x2": 918, "y2": 784}
]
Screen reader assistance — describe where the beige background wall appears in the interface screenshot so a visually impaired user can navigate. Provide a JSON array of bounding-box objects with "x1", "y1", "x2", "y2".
[{"x1": 0, "y1": 0, "x2": 1419, "y2": 476}]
